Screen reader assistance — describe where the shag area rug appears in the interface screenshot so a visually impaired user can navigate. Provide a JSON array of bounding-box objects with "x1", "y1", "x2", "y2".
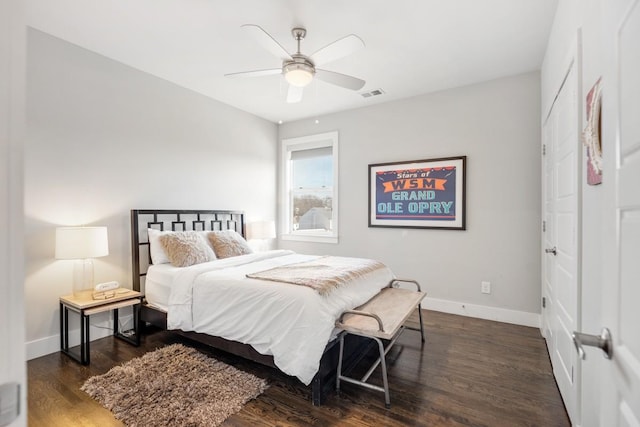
[{"x1": 81, "y1": 343, "x2": 268, "y2": 426}]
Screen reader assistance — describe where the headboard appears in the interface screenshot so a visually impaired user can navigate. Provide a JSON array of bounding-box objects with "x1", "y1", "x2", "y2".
[{"x1": 130, "y1": 209, "x2": 245, "y2": 293}]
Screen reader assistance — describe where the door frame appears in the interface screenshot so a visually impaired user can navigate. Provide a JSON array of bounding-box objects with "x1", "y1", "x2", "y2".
[
  {"x1": 0, "y1": 0, "x2": 27, "y2": 425},
  {"x1": 540, "y1": 33, "x2": 583, "y2": 426}
]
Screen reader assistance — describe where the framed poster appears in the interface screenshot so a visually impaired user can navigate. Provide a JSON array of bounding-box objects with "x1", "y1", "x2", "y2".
[{"x1": 368, "y1": 156, "x2": 466, "y2": 230}]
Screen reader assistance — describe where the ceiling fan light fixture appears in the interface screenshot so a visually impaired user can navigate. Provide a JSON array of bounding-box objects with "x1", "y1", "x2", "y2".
[
  {"x1": 284, "y1": 62, "x2": 315, "y2": 87},
  {"x1": 228, "y1": 25, "x2": 366, "y2": 102}
]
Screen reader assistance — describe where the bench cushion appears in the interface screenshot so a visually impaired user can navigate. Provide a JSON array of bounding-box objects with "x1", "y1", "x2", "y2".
[{"x1": 336, "y1": 288, "x2": 425, "y2": 340}]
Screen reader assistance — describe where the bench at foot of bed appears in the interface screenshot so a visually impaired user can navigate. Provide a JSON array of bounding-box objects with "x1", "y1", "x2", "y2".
[{"x1": 335, "y1": 279, "x2": 426, "y2": 408}]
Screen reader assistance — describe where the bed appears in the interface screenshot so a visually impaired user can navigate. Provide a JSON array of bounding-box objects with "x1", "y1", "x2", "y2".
[{"x1": 130, "y1": 209, "x2": 393, "y2": 405}]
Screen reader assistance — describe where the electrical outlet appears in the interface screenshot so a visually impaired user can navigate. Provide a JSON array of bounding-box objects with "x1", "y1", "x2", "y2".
[{"x1": 481, "y1": 281, "x2": 491, "y2": 294}]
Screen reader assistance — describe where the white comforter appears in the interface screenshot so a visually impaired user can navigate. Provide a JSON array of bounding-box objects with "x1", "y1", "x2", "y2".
[{"x1": 160, "y1": 250, "x2": 394, "y2": 385}]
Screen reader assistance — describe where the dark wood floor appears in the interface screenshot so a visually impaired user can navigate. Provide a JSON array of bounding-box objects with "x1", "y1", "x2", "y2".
[{"x1": 28, "y1": 310, "x2": 570, "y2": 426}]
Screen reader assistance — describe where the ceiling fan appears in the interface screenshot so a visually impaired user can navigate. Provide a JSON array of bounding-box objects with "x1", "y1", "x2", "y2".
[{"x1": 225, "y1": 24, "x2": 366, "y2": 103}]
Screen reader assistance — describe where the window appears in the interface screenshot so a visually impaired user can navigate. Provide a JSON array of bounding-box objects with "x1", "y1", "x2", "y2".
[{"x1": 281, "y1": 131, "x2": 338, "y2": 243}]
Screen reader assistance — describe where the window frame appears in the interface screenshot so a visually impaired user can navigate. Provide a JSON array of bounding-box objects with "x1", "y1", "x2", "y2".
[{"x1": 280, "y1": 131, "x2": 339, "y2": 244}]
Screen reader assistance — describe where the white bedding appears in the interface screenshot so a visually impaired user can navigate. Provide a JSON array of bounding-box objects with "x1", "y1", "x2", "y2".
[
  {"x1": 144, "y1": 265, "x2": 175, "y2": 311},
  {"x1": 146, "y1": 250, "x2": 394, "y2": 385}
]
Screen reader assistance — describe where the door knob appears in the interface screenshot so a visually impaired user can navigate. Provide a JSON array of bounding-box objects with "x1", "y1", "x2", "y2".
[
  {"x1": 572, "y1": 328, "x2": 612, "y2": 360},
  {"x1": 545, "y1": 247, "x2": 557, "y2": 256}
]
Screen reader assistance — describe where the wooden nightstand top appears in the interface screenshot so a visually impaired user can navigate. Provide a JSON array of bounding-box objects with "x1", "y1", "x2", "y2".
[{"x1": 60, "y1": 289, "x2": 142, "y2": 310}]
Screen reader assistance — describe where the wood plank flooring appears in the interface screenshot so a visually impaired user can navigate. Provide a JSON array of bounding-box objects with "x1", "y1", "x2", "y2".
[{"x1": 28, "y1": 310, "x2": 570, "y2": 426}]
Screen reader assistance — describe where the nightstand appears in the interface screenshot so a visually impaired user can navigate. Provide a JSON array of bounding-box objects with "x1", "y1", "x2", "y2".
[{"x1": 59, "y1": 289, "x2": 143, "y2": 365}]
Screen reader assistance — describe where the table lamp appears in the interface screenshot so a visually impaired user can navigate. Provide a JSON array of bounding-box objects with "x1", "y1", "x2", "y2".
[
  {"x1": 246, "y1": 221, "x2": 276, "y2": 252},
  {"x1": 55, "y1": 226, "x2": 109, "y2": 296}
]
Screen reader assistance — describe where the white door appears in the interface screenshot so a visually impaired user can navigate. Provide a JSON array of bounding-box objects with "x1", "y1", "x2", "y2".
[
  {"x1": 596, "y1": 0, "x2": 640, "y2": 424},
  {"x1": 542, "y1": 55, "x2": 581, "y2": 424}
]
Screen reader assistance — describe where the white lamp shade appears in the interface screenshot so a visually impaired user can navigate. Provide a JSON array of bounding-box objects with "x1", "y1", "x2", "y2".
[
  {"x1": 55, "y1": 226, "x2": 109, "y2": 259},
  {"x1": 284, "y1": 62, "x2": 314, "y2": 88},
  {"x1": 246, "y1": 221, "x2": 276, "y2": 240},
  {"x1": 285, "y1": 69, "x2": 314, "y2": 87}
]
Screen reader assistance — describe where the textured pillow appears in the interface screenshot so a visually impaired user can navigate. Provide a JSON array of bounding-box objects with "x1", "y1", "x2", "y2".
[
  {"x1": 148, "y1": 229, "x2": 215, "y2": 264},
  {"x1": 159, "y1": 232, "x2": 216, "y2": 267},
  {"x1": 208, "y1": 230, "x2": 253, "y2": 259}
]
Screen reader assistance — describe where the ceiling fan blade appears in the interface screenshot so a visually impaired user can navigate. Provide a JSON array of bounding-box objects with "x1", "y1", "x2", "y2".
[
  {"x1": 224, "y1": 68, "x2": 282, "y2": 78},
  {"x1": 287, "y1": 85, "x2": 304, "y2": 103},
  {"x1": 315, "y1": 69, "x2": 365, "y2": 91},
  {"x1": 241, "y1": 24, "x2": 292, "y2": 61},
  {"x1": 310, "y1": 34, "x2": 365, "y2": 66}
]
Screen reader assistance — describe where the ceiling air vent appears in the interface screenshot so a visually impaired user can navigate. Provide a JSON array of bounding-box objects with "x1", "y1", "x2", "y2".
[{"x1": 361, "y1": 88, "x2": 385, "y2": 98}]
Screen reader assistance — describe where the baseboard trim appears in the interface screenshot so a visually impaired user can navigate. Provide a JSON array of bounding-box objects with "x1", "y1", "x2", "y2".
[
  {"x1": 423, "y1": 297, "x2": 541, "y2": 328},
  {"x1": 26, "y1": 314, "x2": 134, "y2": 361}
]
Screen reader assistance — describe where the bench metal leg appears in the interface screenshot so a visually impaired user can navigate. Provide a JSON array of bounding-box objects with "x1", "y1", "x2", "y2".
[
  {"x1": 418, "y1": 304, "x2": 425, "y2": 342},
  {"x1": 374, "y1": 336, "x2": 391, "y2": 408},
  {"x1": 405, "y1": 304, "x2": 426, "y2": 343},
  {"x1": 362, "y1": 327, "x2": 404, "y2": 383},
  {"x1": 336, "y1": 333, "x2": 345, "y2": 393},
  {"x1": 336, "y1": 332, "x2": 393, "y2": 408}
]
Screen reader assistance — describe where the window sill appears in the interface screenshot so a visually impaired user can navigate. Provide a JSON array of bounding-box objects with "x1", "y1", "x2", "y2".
[{"x1": 281, "y1": 233, "x2": 338, "y2": 244}]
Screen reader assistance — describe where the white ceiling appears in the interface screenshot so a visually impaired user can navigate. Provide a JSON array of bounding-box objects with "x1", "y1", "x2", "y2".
[{"x1": 26, "y1": 0, "x2": 558, "y2": 124}]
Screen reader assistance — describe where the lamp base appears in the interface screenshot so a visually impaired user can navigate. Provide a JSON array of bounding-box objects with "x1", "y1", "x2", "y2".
[{"x1": 73, "y1": 259, "x2": 94, "y2": 297}]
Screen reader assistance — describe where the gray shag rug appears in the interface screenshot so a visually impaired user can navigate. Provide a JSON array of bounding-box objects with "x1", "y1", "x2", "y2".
[{"x1": 81, "y1": 343, "x2": 268, "y2": 426}]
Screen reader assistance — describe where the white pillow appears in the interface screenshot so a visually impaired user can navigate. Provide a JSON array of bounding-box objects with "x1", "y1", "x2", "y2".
[
  {"x1": 147, "y1": 228, "x2": 171, "y2": 264},
  {"x1": 147, "y1": 228, "x2": 215, "y2": 265}
]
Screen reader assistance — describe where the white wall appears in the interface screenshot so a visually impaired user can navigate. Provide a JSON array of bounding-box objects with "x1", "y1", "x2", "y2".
[
  {"x1": 1, "y1": 1, "x2": 27, "y2": 425},
  {"x1": 278, "y1": 72, "x2": 542, "y2": 326},
  {"x1": 24, "y1": 29, "x2": 278, "y2": 359},
  {"x1": 541, "y1": 1, "x2": 605, "y2": 425}
]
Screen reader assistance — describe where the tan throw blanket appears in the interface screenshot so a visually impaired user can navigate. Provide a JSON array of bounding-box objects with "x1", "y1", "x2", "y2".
[{"x1": 246, "y1": 256, "x2": 386, "y2": 296}]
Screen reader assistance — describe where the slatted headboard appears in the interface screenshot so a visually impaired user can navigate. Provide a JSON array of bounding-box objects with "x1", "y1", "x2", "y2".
[{"x1": 130, "y1": 209, "x2": 245, "y2": 293}]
